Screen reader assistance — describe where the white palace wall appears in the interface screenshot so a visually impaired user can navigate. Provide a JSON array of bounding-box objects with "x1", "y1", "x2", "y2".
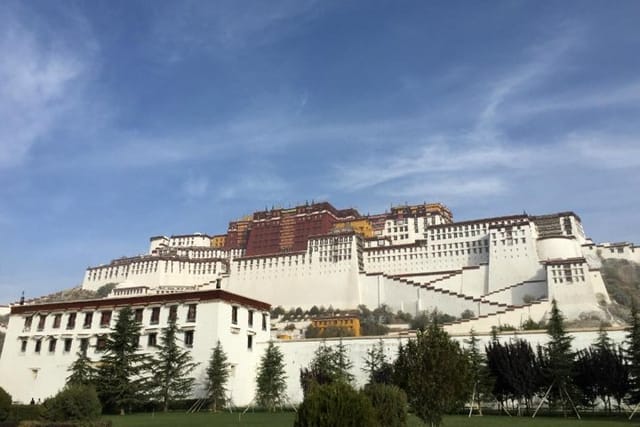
[
  {"x1": 0, "y1": 293, "x2": 270, "y2": 405},
  {"x1": 273, "y1": 328, "x2": 629, "y2": 404}
]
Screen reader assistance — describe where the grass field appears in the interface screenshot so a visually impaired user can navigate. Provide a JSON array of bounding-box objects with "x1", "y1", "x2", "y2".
[{"x1": 104, "y1": 412, "x2": 639, "y2": 427}]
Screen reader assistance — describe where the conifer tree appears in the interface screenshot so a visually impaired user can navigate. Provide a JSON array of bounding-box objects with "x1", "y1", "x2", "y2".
[
  {"x1": 404, "y1": 323, "x2": 471, "y2": 427},
  {"x1": 334, "y1": 338, "x2": 354, "y2": 384},
  {"x1": 464, "y1": 329, "x2": 488, "y2": 415},
  {"x1": 255, "y1": 341, "x2": 287, "y2": 411},
  {"x1": 392, "y1": 342, "x2": 410, "y2": 392},
  {"x1": 300, "y1": 341, "x2": 354, "y2": 395},
  {"x1": 148, "y1": 318, "x2": 199, "y2": 412},
  {"x1": 67, "y1": 350, "x2": 96, "y2": 386},
  {"x1": 627, "y1": 299, "x2": 640, "y2": 403},
  {"x1": 206, "y1": 340, "x2": 230, "y2": 412},
  {"x1": 95, "y1": 307, "x2": 150, "y2": 415},
  {"x1": 363, "y1": 339, "x2": 392, "y2": 385},
  {"x1": 542, "y1": 299, "x2": 574, "y2": 413}
]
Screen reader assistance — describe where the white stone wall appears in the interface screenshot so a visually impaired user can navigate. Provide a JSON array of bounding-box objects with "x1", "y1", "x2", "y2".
[
  {"x1": 272, "y1": 327, "x2": 630, "y2": 404},
  {"x1": 583, "y1": 243, "x2": 640, "y2": 264},
  {"x1": 0, "y1": 299, "x2": 269, "y2": 405},
  {"x1": 82, "y1": 258, "x2": 227, "y2": 291},
  {"x1": 487, "y1": 223, "x2": 545, "y2": 292}
]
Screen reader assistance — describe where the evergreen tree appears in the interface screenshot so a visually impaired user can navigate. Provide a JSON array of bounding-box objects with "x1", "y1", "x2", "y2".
[
  {"x1": 299, "y1": 341, "x2": 354, "y2": 395},
  {"x1": 206, "y1": 340, "x2": 230, "y2": 412},
  {"x1": 67, "y1": 350, "x2": 96, "y2": 386},
  {"x1": 392, "y1": 342, "x2": 410, "y2": 392},
  {"x1": 542, "y1": 299, "x2": 574, "y2": 412},
  {"x1": 573, "y1": 348, "x2": 599, "y2": 409},
  {"x1": 627, "y1": 299, "x2": 640, "y2": 404},
  {"x1": 255, "y1": 341, "x2": 288, "y2": 411},
  {"x1": 334, "y1": 338, "x2": 354, "y2": 384},
  {"x1": 363, "y1": 339, "x2": 392, "y2": 385},
  {"x1": 464, "y1": 329, "x2": 489, "y2": 415},
  {"x1": 485, "y1": 338, "x2": 541, "y2": 414},
  {"x1": 404, "y1": 323, "x2": 471, "y2": 427},
  {"x1": 148, "y1": 318, "x2": 199, "y2": 412},
  {"x1": 95, "y1": 307, "x2": 150, "y2": 415}
]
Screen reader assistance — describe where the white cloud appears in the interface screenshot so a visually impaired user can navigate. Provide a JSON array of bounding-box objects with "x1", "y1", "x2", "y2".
[
  {"x1": 0, "y1": 8, "x2": 94, "y2": 169},
  {"x1": 566, "y1": 135, "x2": 640, "y2": 169},
  {"x1": 334, "y1": 139, "x2": 534, "y2": 192}
]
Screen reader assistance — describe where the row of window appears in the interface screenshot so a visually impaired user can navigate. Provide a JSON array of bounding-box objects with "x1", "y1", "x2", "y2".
[
  {"x1": 88, "y1": 261, "x2": 222, "y2": 281},
  {"x1": 20, "y1": 330, "x2": 196, "y2": 356},
  {"x1": 231, "y1": 306, "x2": 268, "y2": 331},
  {"x1": 23, "y1": 304, "x2": 198, "y2": 332}
]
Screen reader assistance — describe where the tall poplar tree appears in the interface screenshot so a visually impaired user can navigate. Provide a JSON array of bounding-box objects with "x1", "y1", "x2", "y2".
[
  {"x1": 148, "y1": 318, "x2": 199, "y2": 411},
  {"x1": 206, "y1": 340, "x2": 230, "y2": 412},
  {"x1": 255, "y1": 341, "x2": 287, "y2": 411},
  {"x1": 95, "y1": 307, "x2": 150, "y2": 415}
]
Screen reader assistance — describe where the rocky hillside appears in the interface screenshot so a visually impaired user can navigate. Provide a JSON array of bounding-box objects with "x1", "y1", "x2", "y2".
[{"x1": 600, "y1": 258, "x2": 640, "y2": 322}]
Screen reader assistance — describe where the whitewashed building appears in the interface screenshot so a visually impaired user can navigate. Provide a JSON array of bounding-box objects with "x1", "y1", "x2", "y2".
[
  {"x1": 78, "y1": 202, "x2": 622, "y2": 330},
  {"x1": 0, "y1": 290, "x2": 270, "y2": 405},
  {"x1": 1, "y1": 200, "x2": 636, "y2": 404}
]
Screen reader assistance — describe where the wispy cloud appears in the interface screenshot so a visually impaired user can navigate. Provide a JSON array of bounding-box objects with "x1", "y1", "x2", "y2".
[
  {"x1": 475, "y1": 24, "x2": 581, "y2": 138},
  {"x1": 150, "y1": 0, "x2": 319, "y2": 62},
  {"x1": 182, "y1": 174, "x2": 209, "y2": 199},
  {"x1": 0, "y1": 5, "x2": 96, "y2": 169},
  {"x1": 567, "y1": 134, "x2": 640, "y2": 169}
]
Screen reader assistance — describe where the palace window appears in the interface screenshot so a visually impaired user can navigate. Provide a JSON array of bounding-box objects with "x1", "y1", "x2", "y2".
[
  {"x1": 187, "y1": 304, "x2": 197, "y2": 322},
  {"x1": 247, "y1": 334, "x2": 253, "y2": 350},
  {"x1": 148, "y1": 333, "x2": 157, "y2": 347},
  {"x1": 67, "y1": 313, "x2": 76, "y2": 329},
  {"x1": 48, "y1": 338, "x2": 57, "y2": 353},
  {"x1": 37, "y1": 314, "x2": 46, "y2": 331},
  {"x1": 232, "y1": 306, "x2": 238, "y2": 325},
  {"x1": 34, "y1": 339, "x2": 42, "y2": 353},
  {"x1": 53, "y1": 314, "x2": 62, "y2": 329},
  {"x1": 100, "y1": 311, "x2": 112, "y2": 328},
  {"x1": 135, "y1": 308, "x2": 143, "y2": 323},
  {"x1": 80, "y1": 338, "x2": 89, "y2": 355},
  {"x1": 169, "y1": 305, "x2": 178, "y2": 322},
  {"x1": 21, "y1": 340, "x2": 27, "y2": 353},
  {"x1": 248, "y1": 310, "x2": 254, "y2": 328},
  {"x1": 150, "y1": 307, "x2": 160, "y2": 325},
  {"x1": 24, "y1": 315, "x2": 33, "y2": 331},
  {"x1": 83, "y1": 312, "x2": 93, "y2": 329},
  {"x1": 184, "y1": 331, "x2": 194, "y2": 348},
  {"x1": 96, "y1": 337, "x2": 107, "y2": 352},
  {"x1": 64, "y1": 338, "x2": 72, "y2": 353},
  {"x1": 262, "y1": 313, "x2": 268, "y2": 331}
]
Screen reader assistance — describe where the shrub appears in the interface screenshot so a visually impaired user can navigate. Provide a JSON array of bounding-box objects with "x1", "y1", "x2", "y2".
[
  {"x1": 294, "y1": 382, "x2": 376, "y2": 427},
  {"x1": 363, "y1": 384, "x2": 408, "y2": 427},
  {"x1": 0, "y1": 387, "x2": 10, "y2": 421},
  {"x1": 43, "y1": 384, "x2": 101, "y2": 422},
  {"x1": 5, "y1": 404, "x2": 45, "y2": 423}
]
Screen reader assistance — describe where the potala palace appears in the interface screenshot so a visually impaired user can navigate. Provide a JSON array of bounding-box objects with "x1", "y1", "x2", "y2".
[{"x1": 1, "y1": 201, "x2": 638, "y2": 405}]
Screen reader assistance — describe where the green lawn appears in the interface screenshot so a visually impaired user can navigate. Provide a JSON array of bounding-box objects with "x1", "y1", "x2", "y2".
[{"x1": 104, "y1": 412, "x2": 640, "y2": 427}]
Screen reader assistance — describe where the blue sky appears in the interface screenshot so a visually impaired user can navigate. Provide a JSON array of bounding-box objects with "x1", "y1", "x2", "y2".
[{"x1": 1, "y1": 1, "x2": 639, "y2": 303}]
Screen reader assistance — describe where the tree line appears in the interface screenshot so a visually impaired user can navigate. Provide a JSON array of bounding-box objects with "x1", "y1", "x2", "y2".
[{"x1": 295, "y1": 299, "x2": 640, "y2": 427}]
